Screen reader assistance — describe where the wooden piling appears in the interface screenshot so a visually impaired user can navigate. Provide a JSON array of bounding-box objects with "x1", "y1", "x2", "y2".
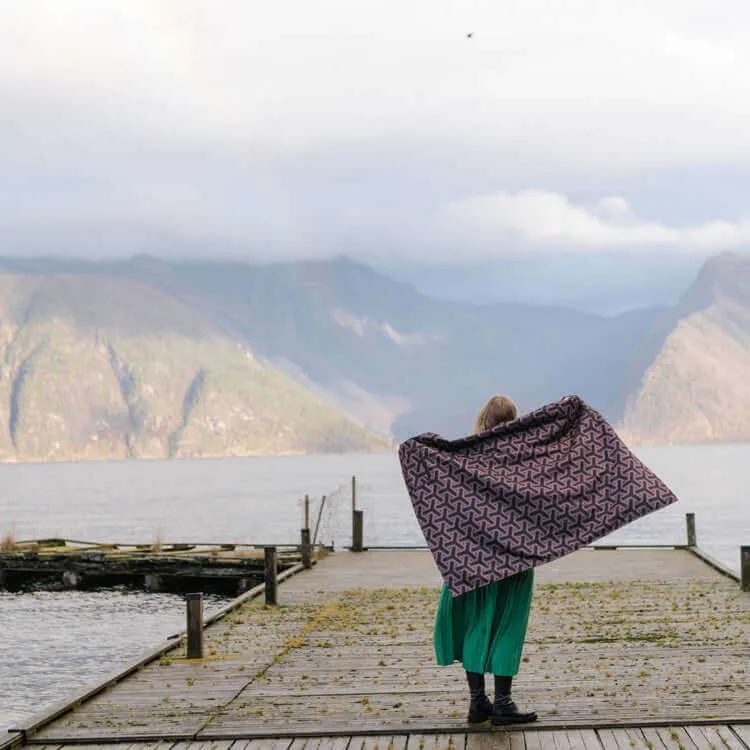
[
  {"x1": 352, "y1": 509, "x2": 364, "y2": 553},
  {"x1": 304, "y1": 494, "x2": 310, "y2": 529},
  {"x1": 144, "y1": 573, "x2": 163, "y2": 592},
  {"x1": 185, "y1": 593, "x2": 203, "y2": 659},
  {"x1": 686, "y1": 512, "x2": 696, "y2": 547},
  {"x1": 300, "y1": 528, "x2": 312, "y2": 569},
  {"x1": 62, "y1": 570, "x2": 82, "y2": 589},
  {"x1": 741, "y1": 546, "x2": 750, "y2": 592},
  {"x1": 264, "y1": 546, "x2": 278, "y2": 605}
]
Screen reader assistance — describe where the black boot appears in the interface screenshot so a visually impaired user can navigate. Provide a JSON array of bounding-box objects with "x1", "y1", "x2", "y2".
[
  {"x1": 491, "y1": 675, "x2": 537, "y2": 726},
  {"x1": 466, "y1": 671, "x2": 492, "y2": 723}
]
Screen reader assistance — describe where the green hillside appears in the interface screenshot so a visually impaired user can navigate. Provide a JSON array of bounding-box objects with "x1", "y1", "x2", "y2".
[{"x1": 0, "y1": 272, "x2": 388, "y2": 462}]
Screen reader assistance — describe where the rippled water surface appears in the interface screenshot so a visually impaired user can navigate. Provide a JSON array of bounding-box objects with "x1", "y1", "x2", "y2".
[{"x1": 2, "y1": 446, "x2": 748, "y2": 730}]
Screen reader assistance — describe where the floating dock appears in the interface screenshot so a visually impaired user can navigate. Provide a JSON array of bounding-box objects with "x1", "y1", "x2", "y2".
[
  {"x1": 0, "y1": 539, "x2": 303, "y2": 594},
  {"x1": 4, "y1": 537, "x2": 749, "y2": 749}
]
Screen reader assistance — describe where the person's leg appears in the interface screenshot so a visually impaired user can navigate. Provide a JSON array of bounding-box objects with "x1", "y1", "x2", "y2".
[
  {"x1": 485, "y1": 571, "x2": 537, "y2": 725},
  {"x1": 491, "y1": 674, "x2": 537, "y2": 725},
  {"x1": 465, "y1": 671, "x2": 492, "y2": 723}
]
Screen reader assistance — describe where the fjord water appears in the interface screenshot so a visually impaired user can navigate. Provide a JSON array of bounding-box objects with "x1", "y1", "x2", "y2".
[{"x1": 1, "y1": 445, "x2": 748, "y2": 731}]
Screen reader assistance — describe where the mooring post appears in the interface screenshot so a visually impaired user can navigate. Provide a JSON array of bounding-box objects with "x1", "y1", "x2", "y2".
[
  {"x1": 264, "y1": 546, "x2": 278, "y2": 606},
  {"x1": 352, "y1": 509, "x2": 364, "y2": 553},
  {"x1": 351, "y1": 475, "x2": 358, "y2": 549},
  {"x1": 304, "y1": 494, "x2": 310, "y2": 529},
  {"x1": 300, "y1": 528, "x2": 312, "y2": 569},
  {"x1": 185, "y1": 593, "x2": 203, "y2": 659},
  {"x1": 741, "y1": 546, "x2": 750, "y2": 593},
  {"x1": 686, "y1": 513, "x2": 697, "y2": 547}
]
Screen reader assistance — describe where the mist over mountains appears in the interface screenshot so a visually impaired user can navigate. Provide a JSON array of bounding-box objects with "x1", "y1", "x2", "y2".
[{"x1": 0, "y1": 251, "x2": 746, "y2": 461}]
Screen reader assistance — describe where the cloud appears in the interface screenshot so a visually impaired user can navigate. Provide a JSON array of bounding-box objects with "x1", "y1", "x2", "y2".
[
  {"x1": 3, "y1": 0, "x2": 750, "y2": 270},
  {"x1": 443, "y1": 190, "x2": 750, "y2": 254},
  {"x1": 4, "y1": 0, "x2": 750, "y2": 167}
]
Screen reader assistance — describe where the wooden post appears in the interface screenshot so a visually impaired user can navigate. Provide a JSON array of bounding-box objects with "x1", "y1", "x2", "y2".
[
  {"x1": 300, "y1": 528, "x2": 312, "y2": 569},
  {"x1": 686, "y1": 513, "x2": 696, "y2": 547},
  {"x1": 62, "y1": 570, "x2": 82, "y2": 589},
  {"x1": 352, "y1": 509, "x2": 364, "y2": 553},
  {"x1": 185, "y1": 593, "x2": 203, "y2": 659},
  {"x1": 352, "y1": 475, "x2": 357, "y2": 512},
  {"x1": 264, "y1": 546, "x2": 278, "y2": 606},
  {"x1": 304, "y1": 494, "x2": 310, "y2": 529},
  {"x1": 741, "y1": 546, "x2": 750, "y2": 593},
  {"x1": 144, "y1": 573, "x2": 163, "y2": 592}
]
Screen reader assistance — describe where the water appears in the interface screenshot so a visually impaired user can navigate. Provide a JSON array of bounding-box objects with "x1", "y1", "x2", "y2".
[{"x1": 1, "y1": 445, "x2": 748, "y2": 731}]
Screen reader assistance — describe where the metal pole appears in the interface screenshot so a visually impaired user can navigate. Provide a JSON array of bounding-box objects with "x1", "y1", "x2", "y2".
[
  {"x1": 264, "y1": 546, "x2": 278, "y2": 606},
  {"x1": 686, "y1": 513, "x2": 696, "y2": 547},
  {"x1": 185, "y1": 593, "x2": 203, "y2": 659},
  {"x1": 741, "y1": 546, "x2": 750, "y2": 593},
  {"x1": 312, "y1": 495, "x2": 326, "y2": 548}
]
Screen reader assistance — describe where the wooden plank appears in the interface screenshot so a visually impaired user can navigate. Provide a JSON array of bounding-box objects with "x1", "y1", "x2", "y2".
[
  {"x1": 596, "y1": 730, "x2": 620, "y2": 750},
  {"x1": 565, "y1": 730, "x2": 601, "y2": 750},
  {"x1": 0, "y1": 734, "x2": 26, "y2": 750},
  {"x1": 238, "y1": 741, "x2": 293, "y2": 750},
  {"x1": 548, "y1": 731, "x2": 573, "y2": 750},
  {"x1": 730, "y1": 727, "x2": 750, "y2": 748},
  {"x1": 509, "y1": 730, "x2": 527, "y2": 750},
  {"x1": 640, "y1": 728, "x2": 668, "y2": 750},
  {"x1": 407, "y1": 736, "x2": 467, "y2": 750},
  {"x1": 351, "y1": 737, "x2": 411, "y2": 750},
  {"x1": 701, "y1": 727, "x2": 746, "y2": 750},
  {"x1": 351, "y1": 737, "x2": 409, "y2": 749},
  {"x1": 623, "y1": 729, "x2": 651, "y2": 750},
  {"x1": 521, "y1": 731, "x2": 544, "y2": 750},
  {"x1": 654, "y1": 727, "x2": 696, "y2": 750},
  {"x1": 466, "y1": 732, "x2": 511, "y2": 749},
  {"x1": 684, "y1": 726, "x2": 716, "y2": 750}
]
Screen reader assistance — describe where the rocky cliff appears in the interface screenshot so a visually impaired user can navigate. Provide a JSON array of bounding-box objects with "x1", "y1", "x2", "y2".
[{"x1": 619, "y1": 253, "x2": 750, "y2": 444}]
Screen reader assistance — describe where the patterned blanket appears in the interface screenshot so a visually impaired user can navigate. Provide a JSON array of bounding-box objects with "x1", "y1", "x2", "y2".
[{"x1": 398, "y1": 395, "x2": 678, "y2": 597}]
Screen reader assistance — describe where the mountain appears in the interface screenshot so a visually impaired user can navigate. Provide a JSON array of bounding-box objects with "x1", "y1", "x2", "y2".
[
  {"x1": 0, "y1": 271, "x2": 387, "y2": 462},
  {"x1": 619, "y1": 252, "x2": 750, "y2": 444},
  {"x1": 2, "y1": 251, "x2": 747, "y2": 455},
  {"x1": 0, "y1": 255, "x2": 664, "y2": 444}
]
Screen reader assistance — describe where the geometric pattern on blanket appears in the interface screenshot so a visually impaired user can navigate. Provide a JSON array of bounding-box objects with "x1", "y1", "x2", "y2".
[{"x1": 398, "y1": 395, "x2": 679, "y2": 597}]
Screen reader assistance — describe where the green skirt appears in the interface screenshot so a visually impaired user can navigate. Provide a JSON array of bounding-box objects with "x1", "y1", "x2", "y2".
[{"x1": 434, "y1": 569, "x2": 534, "y2": 676}]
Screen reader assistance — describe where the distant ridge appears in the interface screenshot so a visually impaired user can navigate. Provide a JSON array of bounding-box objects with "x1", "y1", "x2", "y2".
[{"x1": 0, "y1": 251, "x2": 747, "y2": 458}]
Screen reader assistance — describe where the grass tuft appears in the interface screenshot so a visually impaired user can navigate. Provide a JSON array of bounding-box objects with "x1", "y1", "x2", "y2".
[{"x1": 1, "y1": 529, "x2": 16, "y2": 551}]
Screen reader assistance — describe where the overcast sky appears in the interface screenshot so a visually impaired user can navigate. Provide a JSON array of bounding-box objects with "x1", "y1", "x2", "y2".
[{"x1": 2, "y1": 1, "x2": 750, "y2": 311}]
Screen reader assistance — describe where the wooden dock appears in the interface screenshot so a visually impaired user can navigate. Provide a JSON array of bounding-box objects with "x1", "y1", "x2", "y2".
[
  {"x1": 0, "y1": 539, "x2": 303, "y2": 594},
  {"x1": 6, "y1": 546, "x2": 750, "y2": 749}
]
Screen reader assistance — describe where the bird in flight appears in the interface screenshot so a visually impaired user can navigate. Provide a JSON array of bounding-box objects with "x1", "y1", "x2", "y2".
[{"x1": 466, "y1": 32, "x2": 473, "y2": 38}]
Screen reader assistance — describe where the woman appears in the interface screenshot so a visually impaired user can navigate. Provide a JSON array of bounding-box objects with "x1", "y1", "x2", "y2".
[{"x1": 433, "y1": 395, "x2": 537, "y2": 726}]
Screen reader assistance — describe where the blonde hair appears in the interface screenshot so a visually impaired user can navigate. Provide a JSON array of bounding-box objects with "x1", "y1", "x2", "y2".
[{"x1": 472, "y1": 395, "x2": 517, "y2": 435}]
